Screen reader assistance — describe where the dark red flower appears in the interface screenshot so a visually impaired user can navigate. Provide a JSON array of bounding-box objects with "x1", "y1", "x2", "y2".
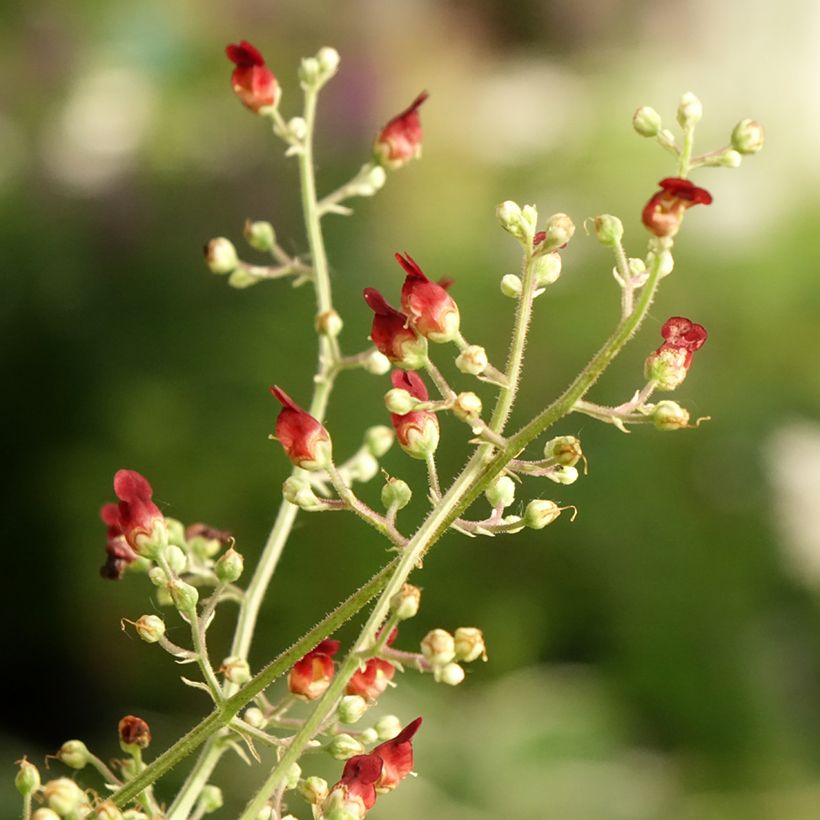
[
  {"x1": 645, "y1": 316, "x2": 708, "y2": 390},
  {"x1": 288, "y1": 639, "x2": 341, "y2": 701},
  {"x1": 363, "y1": 288, "x2": 427, "y2": 369},
  {"x1": 642, "y1": 177, "x2": 713, "y2": 237},
  {"x1": 659, "y1": 315, "x2": 708, "y2": 366},
  {"x1": 328, "y1": 752, "x2": 383, "y2": 815},
  {"x1": 225, "y1": 40, "x2": 280, "y2": 113},
  {"x1": 271, "y1": 387, "x2": 332, "y2": 470},
  {"x1": 101, "y1": 470, "x2": 164, "y2": 562},
  {"x1": 118, "y1": 715, "x2": 151, "y2": 750},
  {"x1": 346, "y1": 658, "x2": 396, "y2": 702},
  {"x1": 372, "y1": 716, "x2": 423, "y2": 792},
  {"x1": 373, "y1": 91, "x2": 428, "y2": 169},
  {"x1": 396, "y1": 253, "x2": 460, "y2": 343},
  {"x1": 389, "y1": 371, "x2": 439, "y2": 459},
  {"x1": 99, "y1": 502, "x2": 138, "y2": 580}
]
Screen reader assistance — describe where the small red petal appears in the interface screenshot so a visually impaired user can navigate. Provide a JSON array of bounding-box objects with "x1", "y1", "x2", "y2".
[
  {"x1": 113, "y1": 470, "x2": 153, "y2": 504},
  {"x1": 390, "y1": 370, "x2": 429, "y2": 401},
  {"x1": 270, "y1": 385, "x2": 301, "y2": 412},
  {"x1": 314, "y1": 639, "x2": 341, "y2": 657},
  {"x1": 226, "y1": 40, "x2": 265, "y2": 67},
  {"x1": 395, "y1": 252, "x2": 428, "y2": 283}
]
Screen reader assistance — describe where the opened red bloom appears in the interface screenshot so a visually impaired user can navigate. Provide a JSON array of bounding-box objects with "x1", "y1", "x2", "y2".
[
  {"x1": 645, "y1": 316, "x2": 708, "y2": 390},
  {"x1": 374, "y1": 91, "x2": 428, "y2": 169},
  {"x1": 288, "y1": 639, "x2": 341, "y2": 701},
  {"x1": 659, "y1": 315, "x2": 708, "y2": 366},
  {"x1": 346, "y1": 627, "x2": 398, "y2": 701},
  {"x1": 389, "y1": 370, "x2": 439, "y2": 459},
  {"x1": 225, "y1": 40, "x2": 280, "y2": 113},
  {"x1": 642, "y1": 177, "x2": 712, "y2": 237},
  {"x1": 99, "y1": 502, "x2": 138, "y2": 580},
  {"x1": 396, "y1": 252, "x2": 460, "y2": 343},
  {"x1": 372, "y1": 716, "x2": 423, "y2": 792},
  {"x1": 363, "y1": 288, "x2": 427, "y2": 369},
  {"x1": 271, "y1": 386, "x2": 332, "y2": 470}
]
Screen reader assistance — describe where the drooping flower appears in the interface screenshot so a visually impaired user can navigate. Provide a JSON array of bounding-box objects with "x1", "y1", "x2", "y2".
[
  {"x1": 325, "y1": 753, "x2": 383, "y2": 818},
  {"x1": 389, "y1": 371, "x2": 439, "y2": 460},
  {"x1": 396, "y1": 252, "x2": 460, "y2": 343},
  {"x1": 99, "y1": 502, "x2": 138, "y2": 580},
  {"x1": 363, "y1": 289, "x2": 427, "y2": 370},
  {"x1": 374, "y1": 91, "x2": 428, "y2": 169},
  {"x1": 288, "y1": 639, "x2": 341, "y2": 701},
  {"x1": 270, "y1": 387, "x2": 332, "y2": 470},
  {"x1": 225, "y1": 40, "x2": 280, "y2": 113},
  {"x1": 642, "y1": 177, "x2": 713, "y2": 237},
  {"x1": 645, "y1": 316, "x2": 708, "y2": 390},
  {"x1": 372, "y1": 716, "x2": 423, "y2": 792},
  {"x1": 346, "y1": 658, "x2": 396, "y2": 702}
]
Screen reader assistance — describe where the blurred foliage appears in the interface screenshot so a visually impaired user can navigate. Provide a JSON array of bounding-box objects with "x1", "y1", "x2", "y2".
[{"x1": 4, "y1": 0, "x2": 820, "y2": 817}]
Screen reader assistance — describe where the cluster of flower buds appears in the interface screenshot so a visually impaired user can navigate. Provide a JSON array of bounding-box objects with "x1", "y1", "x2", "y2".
[
  {"x1": 645, "y1": 316, "x2": 708, "y2": 391},
  {"x1": 421, "y1": 626, "x2": 487, "y2": 686}
]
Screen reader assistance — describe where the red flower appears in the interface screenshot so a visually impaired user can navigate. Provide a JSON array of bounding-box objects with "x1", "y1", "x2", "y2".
[
  {"x1": 327, "y1": 753, "x2": 383, "y2": 816},
  {"x1": 225, "y1": 40, "x2": 280, "y2": 113},
  {"x1": 642, "y1": 177, "x2": 713, "y2": 237},
  {"x1": 346, "y1": 658, "x2": 396, "y2": 702},
  {"x1": 389, "y1": 371, "x2": 439, "y2": 460},
  {"x1": 363, "y1": 288, "x2": 427, "y2": 369},
  {"x1": 374, "y1": 91, "x2": 428, "y2": 169},
  {"x1": 118, "y1": 715, "x2": 152, "y2": 750},
  {"x1": 658, "y1": 315, "x2": 708, "y2": 367},
  {"x1": 99, "y1": 502, "x2": 138, "y2": 581},
  {"x1": 396, "y1": 252, "x2": 460, "y2": 343},
  {"x1": 372, "y1": 716, "x2": 423, "y2": 792},
  {"x1": 288, "y1": 639, "x2": 341, "y2": 701},
  {"x1": 270, "y1": 387, "x2": 332, "y2": 470},
  {"x1": 645, "y1": 316, "x2": 708, "y2": 390}
]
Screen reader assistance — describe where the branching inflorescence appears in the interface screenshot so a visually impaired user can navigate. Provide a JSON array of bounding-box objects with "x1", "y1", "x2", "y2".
[{"x1": 17, "y1": 43, "x2": 764, "y2": 820}]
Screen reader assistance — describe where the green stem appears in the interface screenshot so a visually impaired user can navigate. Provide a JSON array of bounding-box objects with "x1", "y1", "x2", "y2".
[
  {"x1": 678, "y1": 125, "x2": 695, "y2": 178},
  {"x1": 165, "y1": 740, "x2": 225, "y2": 820}
]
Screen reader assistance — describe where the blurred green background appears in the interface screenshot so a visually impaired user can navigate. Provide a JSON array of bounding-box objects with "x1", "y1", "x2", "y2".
[{"x1": 4, "y1": 0, "x2": 820, "y2": 817}]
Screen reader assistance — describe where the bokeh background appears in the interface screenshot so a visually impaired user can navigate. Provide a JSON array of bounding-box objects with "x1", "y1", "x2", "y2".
[{"x1": 4, "y1": 0, "x2": 820, "y2": 817}]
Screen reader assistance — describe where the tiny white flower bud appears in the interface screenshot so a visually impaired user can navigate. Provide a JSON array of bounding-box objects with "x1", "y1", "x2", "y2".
[
  {"x1": 455, "y1": 345, "x2": 488, "y2": 376},
  {"x1": 299, "y1": 57, "x2": 320, "y2": 85},
  {"x1": 197, "y1": 785, "x2": 224, "y2": 814},
  {"x1": 254, "y1": 808, "x2": 274, "y2": 820},
  {"x1": 359, "y1": 727, "x2": 379, "y2": 745},
  {"x1": 315, "y1": 309, "x2": 343, "y2": 338},
  {"x1": 216, "y1": 547, "x2": 244, "y2": 583},
  {"x1": 454, "y1": 627, "x2": 487, "y2": 662},
  {"x1": 524, "y1": 499, "x2": 562, "y2": 530},
  {"x1": 244, "y1": 707, "x2": 266, "y2": 729},
  {"x1": 538, "y1": 213, "x2": 575, "y2": 252},
  {"x1": 485, "y1": 474, "x2": 515, "y2": 508},
  {"x1": 349, "y1": 451, "x2": 379, "y2": 483},
  {"x1": 353, "y1": 163, "x2": 387, "y2": 196},
  {"x1": 327, "y1": 733, "x2": 364, "y2": 760},
  {"x1": 521, "y1": 204, "x2": 538, "y2": 230},
  {"x1": 453, "y1": 391, "x2": 482, "y2": 424},
  {"x1": 632, "y1": 105, "x2": 662, "y2": 137},
  {"x1": 148, "y1": 566, "x2": 168, "y2": 587},
  {"x1": 165, "y1": 544, "x2": 187, "y2": 575},
  {"x1": 390, "y1": 583, "x2": 421, "y2": 620},
  {"x1": 44, "y1": 777, "x2": 88, "y2": 815},
  {"x1": 338, "y1": 695, "x2": 368, "y2": 724},
  {"x1": 32, "y1": 810, "x2": 61, "y2": 820},
  {"x1": 500, "y1": 273, "x2": 523, "y2": 298},
  {"x1": 547, "y1": 465, "x2": 579, "y2": 485},
  {"x1": 298, "y1": 776, "x2": 329, "y2": 804},
  {"x1": 381, "y1": 477, "x2": 412, "y2": 510},
  {"x1": 364, "y1": 425, "x2": 394, "y2": 457},
  {"x1": 317, "y1": 47, "x2": 340, "y2": 77},
  {"x1": 435, "y1": 662, "x2": 466, "y2": 686},
  {"x1": 716, "y1": 149, "x2": 742, "y2": 168},
  {"x1": 204, "y1": 238, "x2": 238, "y2": 274},
  {"x1": 544, "y1": 435, "x2": 583, "y2": 467},
  {"x1": 288, "y1": 117, "x2": 307, "y2": 141},
  {"x1": 385, "y1": 387, "x2": 417, "y2": 415},
  {"x1": 731, "y1": 119, "x2": 764, "y2": 154},
  {"x1": 168, "y1": 579, "x2": 199, "y2": 614},
  {"x1": 626, "y1": 257, "x2": 648, "y2": 286},
  {"x1": 123, "y1": 811, "x2": 149, "y2": 820},
  {"x1": 58, "y1": 739, "x2": 90, "y2": 770},
  {"x1": 243, "y1": 219, "x2": 276, "y2": 253},
  {"x1": 677, "y1": 91, "x2": 703, "y2": 128},
  {"x1": 220, "y1": 656, "x2": 251, "y2": 685},
  {"x1": 374, "y1": 715, "x2": 402, "y2": 740},
  {"x1": 534, "y1": 252, "x2": 562, "y2": 286},
  {"x1": 363, "y1": 350, "x2": 391, "y2": 375},
  {"x1": 284, "y1": 762, "x2": 302, "y2": 790},
  {"x1": 496, "y1": 200, "x2": 522, "y2": 229},
  {"x1": 282, "y1": 476, "x2": 320, "y2": 510},
  {"x1": 652, "y1": 400, "x2": 691, "y2": 430},
  {"x1": 421, "y1": 628, "x2": 455, "y2": 665}
]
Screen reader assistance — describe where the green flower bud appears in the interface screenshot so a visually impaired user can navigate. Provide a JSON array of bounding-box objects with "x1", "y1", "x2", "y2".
[
  {"x1": 243, "y1": 707, "x2": 266, "y2": 729},
  {"x1": 227, "y1": 267, "x2": 260, "y2": 290},
  {"x1": 716, "y1": 149, "x2": 742, "y2": 167},
  {"x1": 645, "y1": 347, "x2": 688, "y2": 391},
  {"x1": 315, "y1": 309, "x2": 343, "y2": 338},
  {"x1": 168, "y1": 579, "x2": 199, "y2": 614},
  {"x1": 453, "y1": 391, "x2": 482, "y2": 424},
  {"x1": 348, "y1": 451, "x2": 379, "y2": 483},
  {"x1": 164, "y1": 517, "x2": 186, "y2": 547},
  {"x1": 57, "y1": 739, "x2": 90, "y2": 770},
  {"x1": 485, "y1": 475, "x2": 515, "y2": 509},
  {"x1": 381, "y1": 477, "x2": 412, "y2": 511},
  {"x1": 359, "y1": 727, "x2": 379, "y2": 745},
  {"x1": 338, "y1": 695, "x2": 368, "y2": 724},
  {"x1": 547, "y1": 465, "x2": 579, "y2": 485},
  {"x1": 123, "y1": 812, "x2": 149, "y2": 820},
  {"x1": 243, "y1": 219, "x2": 276, "y2": 252},
  {"x1": 524, "y1": 499, "x2": 562, "y2": 530},
  {"x1": 632, "y1": 105, "x2": 662, "y2": 137},
  {"x1": 384, "y1": 388, "x2": 417, "y2": 415},
  {"x1": 44, "y1": 777, "x2": 88, "y2": 815},
  {"x1": 298, "y1": 776, "x2": 329, "y2": 804},
  {"x1": 284, "y1": 762, "x2": 302, "y2": 790},
  {"x1": 591, "y1": 214, "x2": 624, "y2": 247},
  {"x1": 374, "y1": 714, "x2": 402, "y2": 740},
  {"x1": 15, "y1": 758, "x2": 40, "y2": 796},
  {"x1": 196, "y1": 785, "x2": 224, "y2": 814},
  {"x1": 455, "y1": 345, "x2": 488, "y2": 376},
  {"x1": 93, "y1": 802, "x2": 124, "y2": 820},
  {"x1": 390, "y1": 583, "x2": 421, "y2": 620},
  {"x1": 287, "y1": 117, "x2": 307, "y2": 142},
  {"x1": 327, "y1": 733, "x2": 364, "y2": 760},
  {"x1": 165, "y1": 544, "x2": 187, "y2": 575},
  {"x1": 204, "y1": 238, "x2": 238, "y2": 274},
  {"x1": 32, "y1": 811, "x2": 61, "y2": 820},
  {"x1": 731, "y1": 119, "x2": 764, "y2": 154},
  {"x1": 364, "y1": 425, "x2": 394, "y2": 458},
  {"x1": 544, "y1": 435, "x2": 583, "y2": 467},
  {"x1": 362, "y1": 350, "x2": 391, "y2": 375},
  {"x1": 220, "y1": 656, "x2": 251, "y2": 685},
  {"x1": 299, "y1": 57, "x2": 321, "y2": 86},
  {"x1": 317, "y1": 47, "x2": 341, "y2": 77},
  {"x1": 536, "y1": 213, "x2": 575, "y2": 253},
  {"x1": 148, "y1": 567, "x2": 168, "y2": 587},
  {"x1": 500, "y1": 273, "x2": 522, "y2": 298},
  {"x1": 676, "y1": 92, "x2": 703, "y2": 128},
  {"x1": 496, "y1": 200, "x2": 531, "y2": 242},
  {"x1": 533, "y1": 252, "x2": 562, "y2": 287},
  {"x1": 435, "y1": 662, "x2": 465, "y2": 686},
  {"x1": 215, "y1": 547, "x2": 244, "y2": 583},
  {"x1": 254, "y1": 808, "x2": 274, "y2": 820},
  {"x1": 652, "y1": 400, "x2": 690, "y2": 430},
  {"x1": 454, "y1": 627, "x2": 487, "y2": 662},
  {"x1": 282, "y1": 476, "x2": 320, "y2": 510},
  {"x1": 421, "y1": 628, "x2": 455, "y2": 666}
]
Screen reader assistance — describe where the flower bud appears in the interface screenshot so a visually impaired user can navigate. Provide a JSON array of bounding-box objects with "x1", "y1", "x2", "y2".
[
  {"x1": 731, "y1": 119, "x2": 764, "y2": 154},
  {"x1": 165, "y1": 544, "x2": 187, "y2": 574},
  {"x1": 148, "y1": 567, "x2": 167, "y2": 587},
  {"x1": 226, "y1": 41, "x2": 280, "y2": 113},
  {"x1": 374, "y1": 91, "x2": 428, "y2": 169},
  {"x1": 328, "y1": 733, "x2": 365, "y2": 760},
  {"x1": 715, "y1": 149, "x2": 742, "y2": 167},
  {"x1": 421, "y1": 629, "x2": 455, "y2": 666},
  {"x1": 454, "y1": 627, "x2": 487, "y2": 662},
  {"x1": 227, "y1": 268, "x2": 259, "y2": 289},
  {"x1": 435, "y1": 662, "x2": 465, "y2": 686},
  {"x1": 316, "y1": 309, "x2": 343, "y2": 338},
  {"x1": 645, "y1": 346, "x2": 689, "y2": 391},
  {"x1": 455, "y1": 345, "x2": 488, "y2": 376},
  {"x1": 186, "y1": 523, "x2": 229, "y2": 559},
  {"x1": 299, "y1": 56, "x2": 321, "y2": 86},
  {"x1": 362, "y1": 350, "x2": 391, "y2": 375},
  {"x1": 197, "y1": 785, "x2": 224, "y2": 814},
  {"x1": 317, "y1": 47, "x2": 341, "y2": 78},
  {"x1": 547, "y1": 465, "x2": 579, "y2": 485},
  {"x1": 535, "y1": 213, "x2": 575, "y2": 253},
  {"x1": 381, "y1": 477, "x2": 412, "y2": 511},
  {"x1": 288, "y1": 117, "x2": 307, "y2": 141},
  {"x1": 204, "y1": 238, "x2": 238, "y2": 274},
  {"x1": 58, "y1": 739, "x2": 90, "y2": 770},
  {"x1": 299, "y1": 776, "x2": 329, "y2": 804},
  {"x1": 452, "y1": 392, "x2": 482, "y2": 424},
  {"x1": 632, "y1": 106, "x2": 662, "y2": 137},
  {"x1": 282, "y1": 476, "x2": 321, "y2": 510},
  {"x1": 390, "y1": 583, "x2": 421, "y2": 620},
  {"x1": 15, "y1": 758, "x2": 40, "y2": 796},
  {"x1": 524, "y1": 499, "x2": 562, "y2": 530},
  {"x1": 284, "y1": 762, "x2": 302, "y2": 790},
  {"x1": 119, "y1": 716, "x2": 151, "y2": 752},
  {"x1": 243, "y1": 219, "x2": 276, "y2": 253},
  {"x1": 220, "y1": 656, "x2": 251, "y2": 685},
  {"x1": 544, "y1": 435, "x2": 583, "y2": 467},
  {"x1": 94, "y1": 802, "x2": 124, "y2": 820},
  {"x1": 271, "y1": 386, "x2": 333, "y2": 470},
  {"x1": 652, "y1": 400, "x2": 690, "y2": 430},
  {"x1": 359, "y1": 728, "x2": 379, "y2": 745},
  {"x1": 485, "y1": 474, "x2": 515, "y2": 508},
  {"x1": 397, "y1": 252, "x2": 460, "y2": 344},
  {"x1": 44, "y1": 777, "x2": 88, "y2": 815},
  {"x1": 215, "y1": 547, "x2": 244, "y2": 583},
  {"x1": 349, "y1": 163, "x2": 387, "y2": 197},
  {"x1": 165, "y1": 517, "x2": 186, "y2": 546},
  {"x1": 338, "y1": 695, "x2": 369, "y2": 724},
  {"x1": 374, "y1": 714, "x2": 402, "y2": 740},
  {"x1": 533, "y1": 252, "x2": 562, "y2": 286},
  {"x1": 123, "y1": 812, "x2": 149, "y2": 820},
  {"x1": 32, "y1": 811, "x2": 61, "y2": 820},
  {"x1": 244, "y1": 707, "x2": 266, "y2": 728},
  {"x1": 168, "y1": 579, "x2": 199, "y2": 614},
  {"x1": 254, "y1": 808, "x2": 274, "y2": 820},
  {"x1": 496, "y1": 200, "x2": 530, "y2": 241},
  {"x1": 384, "y1": 388, "x2": 418, "y2": 415},
  {"x1": 676, "y1": 92, "x2": 703, "y2": 128},
  {"x1": 364, "y1": 425, "x2": 394, "y2": 458},
  {"x1": 500, "y1": 274, "x2": 522, "y2": 298},
  {"x1": 348, "y1": 451, "x2": 379, "y2": 483},
  {"x1": 591, "y1": 214, "x2": 624, "y2": 247},
  {"x1": 626, "y1": 257, "x2": 648, "y2": 286}
]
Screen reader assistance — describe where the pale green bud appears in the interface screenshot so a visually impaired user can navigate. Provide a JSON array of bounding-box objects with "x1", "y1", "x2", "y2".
[
  {"x1": 544, "y1": 435, "x2": 582, "y2": 467},
  {"x1": 57, "y1": 739, "x2": 90, "y2": 770},
  {"x1": 652, "y1": 400, "x2": 690, "y2": 430},
  {"x1": 215, "y1": 547, "x2": 244, "y2": 583},
  {"x1": 500, "y1": 273, "x2": 522, "y2": 298},
  {"x1": 385, "y1": 387, "x2": 417, "y2": 415},
  {"x1": 645, "y1": 347, "x2": 688, "y2": 391},
  {"x1": 533, "y1": 252, "x2": 562, "y2": 286},
  {"x1": 435, "y1": 661, "x2": 465, "y2": 686},
  {"x1": 496, "y1": 200, "x2": 530, "y2": 241},
  {"x1": 338, "y1": 695, "x2": 368, "y2": 724},
  {"x1": 282, "y1": 476, "x2": 320, "y2": 510},
  {"x1": 454, "y1": 627, "x2": 487, "y2": 662},
  {"x1": 716, "y1": 149, "x2": 742, "y2": 168},
  {"x1": 284, "y1": 762, "x2": 302, "y2": 790},
  {"x1": 148, "y1": 566, "x2": 168, "y2": 587},
  {"x1": 362, "y1": 350, "x2": 391, "y2": 375},
  {"x1": 521, "y1": 204, "x2": 538, "y2": 230},
  {"x1": 298, "y1": 776, "x2": 329, "y2": 804},
  {"x1": 327, "y1": 733, "x2": 364, "y2": 760},
  {"x1": 632, "y1": 106, "x2": 662, "y2": 137},
  {"x1": 349, "y1": 451, "x2": 379, "y2": 483},
  {"x1": 592, "y1": 214, "x2": 624, "y2": 247},
  {"x1": 197, "y1": 785, "x2": 224, "y2": 814},
  {"x1": 288, "y1": 117, "x2": 307, "y2": 141},
  {"x1": 227, "y1": 267, "x2": 260, "y2": 290},
  {"x1": 44, "y1": 777, "x2": 88, "y2": 815},
  {"x1": 676, "y1": 91, "x2": 703, "y2": 128},
  {"x1": 168, "y1": 579, "x2": 199, "y2": 614},
  {"x1": 626, "y1": 257, "x2": 648, "y2": 286},
  {"x1": 315, "y1": 309, "x2": 343, "y2": 338},
  {"x1": 381, "y1": 477, "x2": 412, "y2": 510},
  {"x1": 220, "y1": 656, "x2": 251, "y2": 685},
  {"x1": 204, "y1": 238, "x2": 238, "y2": 274},
  {"x1": 299, "y1": 57, "x2": 320, "y2": 85},
  {"x1": 317, "y1": 47, "x2": 340, "y2": 77},
  {"x1": 93, "y1": 802, "x2": 124, "y2": 820},
  {"x1": 15, "y1": 758, "x2": 40, "y2": 796},
  {"x1": 485, "y1": 474, "x2": 515, "y2": 508},
  {"x1": 525, "y1": 499, "x2": 562, "y2": 529},
  {"x1": 165, "y1": 544, "x2": 187, "y2": 575},
  {"x1": 455, "y1": 345, "x2": 488, "y2": 376},
  {"x1": 453, "y1": 392, "x2": 482, "y2": 424},
  {"x1": 323, "y1": 790, "x2": 365, "y2": 820},
  {"x1": 390, "y1": 583, "x2": 421, "y2": 620},
  {"x1": 164, "y1": 517, "x2": 186, "y2": 547},
  {"x1": 547, "y1": 465, "x2": 579, "y2": 485},
  {"x1": 421, "y1": 628, "x2": 455, "y2": 665},
  {"x1": 352, "y1": 163, "x2": 386, "y2": 197},
  {"x1": 359, "y1": 727, "x2": 379, "y2": 745},
  {"x1": 123, "y1": 812, "x2": 149, "y2": 820},
  {"x1": 364, "y1": 425, "x2": 394, "y2": 458},
  {"x1": 31, "y1": 811, "x2": 61, "y2": 820},
  {"x1": 254, "y1": 808, "x2": 274, "y2": 820},
  {"x1": 374, "y1": 714, "x2": 402, "y2": 740},
  {"x1": 244, "y1": 707, "x2": 266, "y2": 729},
  {"x1": 243, "y1": 219, "x2": 276, "y2": 253},
  {"x1": 537, "y1": 213, "x2": 575, "y2": 253},
  {"x1": 731, "y1": 119, "x2": 764, "y2": 154}
]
